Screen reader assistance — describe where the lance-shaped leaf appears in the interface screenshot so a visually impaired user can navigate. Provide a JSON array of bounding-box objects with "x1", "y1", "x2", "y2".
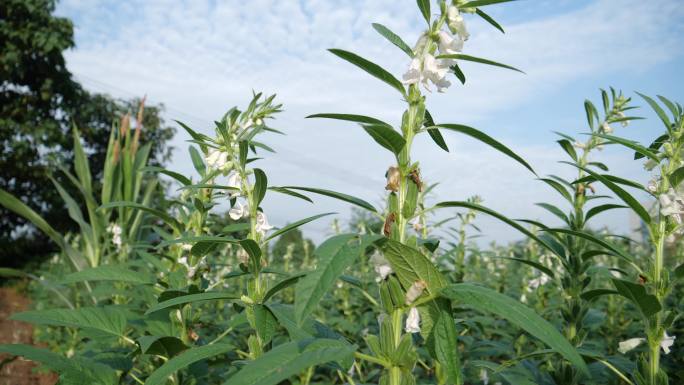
[
  {"x1": 0, "y1": 344, "x2": 118, "y2": 385},
  {"x1": 264, "y1": 212, "x2": 336, "y2": 242},
  {"x1": 363, "y1": 123, "x2": 406, "y2": 155},
  {"x1": 372, "y1": 23, "x2": 413, "y2": 57},
  {"x1": 306, "y1": 113, "x2": 392, "y2": 127},
  {"x1": 328, "y1": 48, "x2": 406, "y2": 96},
  {"x1": 263, "y1": 272, "x2": 306, "y2": 302},
  {"x1": 145, "y1": 344, "x2": 234, "y2": 385},
  {"x1": 11, "y1": 306, "x2": 128, "y2": 337},
  {"x1": 424, "y1": 110, "x2": 449, "y2": 152},
  {"x1": 146, "y1": 292, "x2": 238, "y2": 314},
  {"x1": 636, "y1": 92, "x2": 672, "y2": 130},
  {"x1": 562, "y1": 162, "x2": 651, "y2": 224},
  {"x1": 436, "y1": 201, "x2": 560, "y2": 258},
  {"x1": 476, "y1": 8, "x2": 504, "y2": 33},
  {"x1": 276, "y1": 186, "x2": 377, "y2": 212},
  {"x1": 500, "y1": 256, "x2": 555, "y2": 278},
  {"x1": 557, "y1": 139, "x2": 577, "y2": 161},
  {"x1": 99, "y1": 202, "x2": 183, "y2": 232},
  {"x1": 591, "y1": 133, "x2": 659, "y2": 161},
  {"x1": 635, "y1": 133, "x2": 668, "y2": 160},
  {"x1": 416, "y1": 0, "x2": 430, "y2": 24},
  {"x1": 436, "y1": 54, "x2": 524, "y2": 73},
  {"x1": 223, "y1": 339, "x2": 356, "y2": 385},
  {"x1": 433, "y1": 124, "x2": 535, "y2": 174},
  {"x1": 442, "y1": 284, "x2": 590, "y2": 377},
  {"x1": 268, "y1": 186, "x2": 313, "y2": 203},
  {"x1": 295, "y1": 234, "x2": 368, "y2": 323},
  {"x1": 253, "y1": 168, "x2": 268, "y2": 206},
  {"x1": 142, "y1": 166, "x2": 192, "y2": 186},
  {"x1": 541, "y1": 228, "x2": 639, "y2": 272},
  {"x1": 462, "y1": 0, "x2": 517, "y2": 7},
  {"x1": 585, "y1": 204, "x2": 627, "y2": 222},
  {"x1": 0, "y1": 188, "x2": 88, "y2": 271},
  {"x1": 138, "y1": 336, "x2": 188, "y2": 357},
  {"x1": 611, "y1": 278, "x2": 661, "y2": 318},
  {"x1": 61, "y1": 265, "x2": 155, "y2": 285}
]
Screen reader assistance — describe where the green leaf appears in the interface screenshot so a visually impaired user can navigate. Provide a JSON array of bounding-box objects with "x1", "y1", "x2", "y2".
[
  {"x1": 416, "y1": 0, "x2": 430, "y2": 24},
  {"x1": 11, "y1": 306, "x2": 128, "y2": 337},
  {"x1": 277, "y1": 186, "x2": 377, "y2": 212},
  {"x1": 99, "y1": 202, "x2": 183, "y2": 232},
  {"x1": 542, "y1": 228, "x2": 637, "y2": 270},
  {"x1": 61, "y1": 265, "x2": 155, "y2": 285},
  {"x1": 145, "y1": 344, "x2": 234, "y2": 385},
  {"x1": 557, "y1": 139, "x2": 577, "y2": 161},
  {"x1": 442, "y1": 283, "x2": 590, "y2": 376},
  {"x1": 430, "y1": 300, "x2": 463, "y2": 385},
  {"x1": 267, "y1": 186, "x2": 314, "y2": 203},
  {"x1": 0, "y1": 267, "x2": 27, "y2": 278},
  {"x1": 295, "y1": 234, "x2": 363, "y2": 324},
  {"x1": 535, "y1": 202, "x2": 570, "y2": 225},
  {"x1": 585, "y1": 204, "x2": 627, "y2": 222},
  {"x1": 222, "y1": 339, "x2": 355, "y2": 385},
  {"x1": 264, "y1": 212, "x2": 336, "y2": 242},
  {"x1": 668, "y1": 166, "x2": 684, "y2": 188},
  {"x1": 612, "y1": 278, "x2": 661, "y2": 318},
  {"x1": 378, "y1": 238, "x2": 446, "y2": 295},
  {"x1": 635, "y1": 134, "x2": 668, "y2": 160},
  {"x1": 500, "y1": 256, "x2": 555, "y2": 278},
  {"x1": 189, "y1": 146, "x2": 207, "y2": 175},
  {"x1": 71, "y1": 126, "x2": 93, "y2": 195},
  {"x1": 363, "y1": 123, "x2": 406, "y2": 155},
  {"x1": 592, "y1": 133, "x2": 658, "y2": 161},
  {"x1": 461, "y1": 0, "x2": 517, "y2": 7},
  {"x1": 263, "y1": 273, "x2": 306, "y2": 302},
  {"x1": 328, "y1": 48, "x2": 405, "y2": 96},
  {"x1": 563, "y1": 163, "x2": 651, "y2": 224},
  {"x1": 0, "y1": 344, "x2": 118, "y2": 385},
  {"x1": 451, "y1": 63, "x2": 466, "y2": 84},
  {"x1": 306, "y1": 113, "x2": 392, "y2": 127},
  {"x1": 584, "y1": 100, "x2": 596, "y2": 129},
  {"x1": 436, "y1": 201, "x2": 560, "y2": 258},
  {"x1": 433, "y1": 124, "x2": 535, "y2": 174},
  {"x1": 539, "y1": 178, "x2": 573, "y2": 203},
  {"x1": 636, "y1": 92, "x2": 672, "y2": 130},
  {"x1": 138, "y1": 336, "x2": 188, "y2": 357},
  {"x1": 476, "y1": 8, "x2": 504, "y2": 33},
  {"x1": 427, "y1": 128, "x2": 449, "y2": 152},
  {"x1": 253, "y1": 168, "x2": 268, "y2": 206},
  {"x1": 372, "y1": 23, "x2": 413, "y2": 57},
  {"x1": 580, "y1": 289, "x2": 618, "y2": 302},
  {"x1": 0, "y1": 188, "x2": 88, "y2": 271},
  {"x1": 142, "y1": 166, "x2": 191, "y2": 186},
  {"x1": 146, "y1": 292, "x2": 238, "y2": 314},
  {"x1": 436, "y1": 54, "x2": 524, "y2": 74}
]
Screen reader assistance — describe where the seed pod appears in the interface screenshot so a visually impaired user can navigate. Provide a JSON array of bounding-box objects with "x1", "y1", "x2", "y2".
[
  {"x1": 402, "y1": 178, "x2": 419, "y2": 218},
  {"x1": 383, "y1": 212, "x2": 396, "y2": 237},
  {"x1": 388, "y1": 276, "x2": 406, "y2": 306},
  {"x1": 380, "y1": 283, "x2": 394, "y2": 314}
]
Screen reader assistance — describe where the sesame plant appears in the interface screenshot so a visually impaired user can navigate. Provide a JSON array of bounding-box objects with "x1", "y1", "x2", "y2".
[
  {"x1": 1, "y1": 2, "x2": 683, "y2": 385},
  {"x1": 582, "y1": 94, "x2": 684, "y2": 385}
]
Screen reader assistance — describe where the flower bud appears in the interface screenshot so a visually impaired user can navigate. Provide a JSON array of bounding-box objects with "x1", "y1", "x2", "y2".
[{"x1": 405, "y1": 280, "x2": 427, "y2": 304}]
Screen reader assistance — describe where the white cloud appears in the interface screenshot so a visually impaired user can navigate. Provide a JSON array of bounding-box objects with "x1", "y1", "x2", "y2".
[{"x1": 56, "y1": 0, "x2": 681, "y2": 244}]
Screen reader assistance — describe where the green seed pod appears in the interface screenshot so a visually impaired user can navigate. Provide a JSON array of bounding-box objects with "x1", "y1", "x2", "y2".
[
  {"x1": 388, "y1": 275, "x2": 406, "y2": 307},
  {"x1": 365, "y1": 335, "x2": 384, "y2": 358},
  {"x1": 379, "y1": 316, "x2": 395, "y2": 357},
  {"x1": 380, "y1": 282, "x2": 395, "y2": 314},
  {"x1": 402, "y1": 178, "x2": 419, "y2": 218}
]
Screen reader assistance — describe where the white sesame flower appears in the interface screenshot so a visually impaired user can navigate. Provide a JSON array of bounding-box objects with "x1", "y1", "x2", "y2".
[
  {"x1": 618, "y1": 337, "x2": 645, "y2": 354},
  {"x1": 661, "y1": 332, "x2": 675, "y2": 354},
  {"x1": 405, "y1": 280, "x2": 427, "y2": 304},
  {"x1": 527, "y1": 274, "x2": 550, "y2": 291},
  {"x1": 519, "y1": 293, "x2": 527, "y2": 303},
  {"x1": 617, "y1": 111, "x2": 629, "y2": 127},
  {"x1": 255, "y1": 211, "x2": 274, "y2": 236},
  {"x1": 659, "y1": 188, "x2": 684, "y2": 224},
  {"x1": 447, "y1": 5, "x2": 469, "y2": 40},
  {"x1": 371, "y1": 252, "x2": 393, "y2": 281},
  {"x1": 437, "y1": 30, "x2": 463, "y2": 57},
  {"x1": 405, "y1": 307, "x2": 421, "y2": 333},
  {"x1": 107, "y1": 224, "x2": 123, "y2": 249},
  {"x1": 205, "y1": 149, "x2": 229, "y2": 171},
  {"x1": 644, "y1": 159, "x2": 659, "y2": 171},
  {"x1": 229, "y1": 200, "x2": 249, "y2": 220},
  {"x1": 647, "y1": 178, "x2": 660, "y2": 193},
  {"x1": 227, "y1": 171, "x2": 242, "y2": 198},
  {"x1": 601, "y1": 122, "x2": 613, "y2": 134},
  {"x1": 573, "y1": 141, "x2": 587, "y2": 149},
  {"x1": 422, "y1": 54, "x2": 451, "y2": 92},
  {"x1": 480, "y1": 368, "x2": 489, "y2": 385}
]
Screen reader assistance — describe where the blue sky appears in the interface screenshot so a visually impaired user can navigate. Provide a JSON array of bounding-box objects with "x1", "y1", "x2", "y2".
[{"x1": 55, "y1": 0, "x2": 684, "y2": 244}]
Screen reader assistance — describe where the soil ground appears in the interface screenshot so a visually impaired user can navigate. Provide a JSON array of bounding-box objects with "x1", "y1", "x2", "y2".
[{"x1": 0, "y1": 287, "x2": 57, "y2": 385}]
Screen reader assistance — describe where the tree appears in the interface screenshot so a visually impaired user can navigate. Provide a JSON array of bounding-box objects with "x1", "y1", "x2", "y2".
[{"x1": 0, "y1": 0, "x2": 175, "y2": 267}]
